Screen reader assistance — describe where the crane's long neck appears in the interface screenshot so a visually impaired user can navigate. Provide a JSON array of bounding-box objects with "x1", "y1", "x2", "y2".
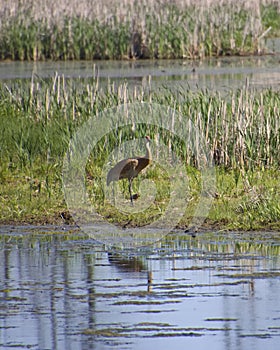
[{"x1": 145, "y1": 140, "x2": 152, "y2": 161}]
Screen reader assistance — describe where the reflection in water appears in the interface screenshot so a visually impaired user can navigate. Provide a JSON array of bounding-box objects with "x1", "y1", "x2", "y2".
[
  {"x1": 108, "y1": 252, "x2": 153, "y2": 292},
  {"x1": 1, "y1": 55, "x2": 280, "y2": 91},
  {"x1": 108, "y1": 252, "x2": 147, "y2": 272},
  {"x1": 0, "y1": 230, "x2": 279, "y2": 350}
]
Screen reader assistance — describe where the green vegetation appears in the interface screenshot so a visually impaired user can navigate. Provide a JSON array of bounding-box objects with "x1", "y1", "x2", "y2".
[
  {"x1": 0, "y1": 75, "x2": 279, "y2": 230},
  {"x1": 0, "y1": 0, "x2": 280, "y2": 60},
  {"x1": 261, "y1": 3, "x2": 280, "y2": 37}
]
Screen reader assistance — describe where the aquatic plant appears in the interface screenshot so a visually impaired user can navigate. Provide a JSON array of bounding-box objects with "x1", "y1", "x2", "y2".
[{"x1": 0, "y1": 0, "x2": 279, "y2": 60}]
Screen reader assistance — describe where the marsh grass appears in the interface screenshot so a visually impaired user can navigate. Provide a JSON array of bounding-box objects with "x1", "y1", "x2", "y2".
[
  {"x1": 0, "y1": 75, "x2": 279, "y2": 229},
  {"x1": 0, "y1": 0, "x2": 279, "y2": 60}
]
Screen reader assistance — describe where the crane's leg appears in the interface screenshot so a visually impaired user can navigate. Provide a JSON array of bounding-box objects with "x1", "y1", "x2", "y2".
[
  {"x1": 128, "y1": 179, "x2": 133, "y2": 205},
  {"x1": 112, "y1": 182, "x2": 116, "y2": 206}
]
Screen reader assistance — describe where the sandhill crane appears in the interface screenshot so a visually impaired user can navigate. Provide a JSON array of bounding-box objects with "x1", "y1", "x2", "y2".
[{"x1": 107, "y1": 136, "x2": 152, "y2": 204}]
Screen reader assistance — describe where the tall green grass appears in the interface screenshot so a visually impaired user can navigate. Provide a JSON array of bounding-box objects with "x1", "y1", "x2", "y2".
[
  {"x1": 1, "y1": 76, "x2": 279, "y2": 169},
  {"x1": 0, "y1": 76, "x2": 279, "y2": 228},
  {"x1": 0, "y1": 0, "x2": 279, "y2": 60}
]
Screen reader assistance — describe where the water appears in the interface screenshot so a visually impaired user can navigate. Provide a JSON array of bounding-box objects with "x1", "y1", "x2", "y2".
[
  {"x1": 1, "y1": 54, "x2": 280, "y2": 91},
  {"x1": 0, "y1": 227, "x2": 279, "y2": 350}
]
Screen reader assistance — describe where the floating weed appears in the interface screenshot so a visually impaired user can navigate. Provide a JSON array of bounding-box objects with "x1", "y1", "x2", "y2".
[
  {"x1": 92, "y1": 291, "x2": 150, "y2": 299},
  {"x1": 149, "y1": 331, "x2": 203, "y2": 337},
  {"x1": 113, "y1": 299, "x2": 181, "y2": 306},
  {"x1": 239, "y1": 333, "x2": 272, "y2": 339},
  {"x1": 136, "y1": 309, "x2": 172, "y2": 313},
  {"x1": 217, "y1": 271, "x2": 280, "y2": 279},
  {"x1": 82, "y1": 325, "x2": 206, "y2": 338},
  {"x1": 137, "y1": 322, "x2": 171, "y2": 327},
  {"x1": 82, "y1": 323, "x2": 239, "y2": 340},
  {"x1": 205, "y1": 318, "x2": 238, "y2": 322},
  {"x1": 83, "y1": 327, "x2": 131, "y2": 337}
]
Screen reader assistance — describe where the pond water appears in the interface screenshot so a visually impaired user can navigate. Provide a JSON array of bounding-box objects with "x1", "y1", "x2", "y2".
[
  {"x1": 0, "y1": 227, "x2": 279, "y2": 350},
  {"x1": 1, "y1": 54, "x2": 280, "y2": 91}
]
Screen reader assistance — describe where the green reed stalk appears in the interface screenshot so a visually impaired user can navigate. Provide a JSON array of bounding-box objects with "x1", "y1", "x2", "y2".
[
  {"x1": 0, "y1": 0, "x2": 279, "y2": 60},
  {"x1": 1, "y1": 76, "x2": 280, "y2": 170},
  {"x1": 0, "y1": 75, "x2": 280, "y2": 227}
]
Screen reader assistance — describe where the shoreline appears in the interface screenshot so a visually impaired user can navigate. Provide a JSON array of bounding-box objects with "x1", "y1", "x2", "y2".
[{"x1": 0, "y1": 215, "x2": 279, "y2": 232}]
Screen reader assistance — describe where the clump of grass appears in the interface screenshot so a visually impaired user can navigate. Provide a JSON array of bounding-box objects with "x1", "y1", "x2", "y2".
[
  {"x1": 261, "y1": 2, "x2": 280, "y2": 37},
  {"x1": 0, "y1": 75, "x2": 279, "y2": 228},
  {"x1": 208, "y1": 168, "x2": 280, "y2": 230},
  {"x1": 0, "y1": 0, "x2": 279, "y2": 60}
]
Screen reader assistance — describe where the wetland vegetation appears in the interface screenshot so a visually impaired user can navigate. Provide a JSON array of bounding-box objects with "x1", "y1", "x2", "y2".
[
  {"x1": 0, "y1": 0, "x2": 280, "y2": 61},
  {"x1": 0, "y1": 75, "x2": 279, "y2": 230},
  {"x1": 0, "y1": 0, "x2": 280, "y2": 231},
  {"x1": 1, "y1": 5, "x2": 279, "y2": 347}
]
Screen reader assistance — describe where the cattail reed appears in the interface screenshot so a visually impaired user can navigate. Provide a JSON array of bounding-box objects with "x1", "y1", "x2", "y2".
[
  {"x1": 1, "y1": 76, "x2": 279, "y2": 170},
  {"x1": 0, "y1": 0, "x2": 279, "y2": 60},
  {"x1": 0, "y1": 74, "x2": 279, "y2": 227}
]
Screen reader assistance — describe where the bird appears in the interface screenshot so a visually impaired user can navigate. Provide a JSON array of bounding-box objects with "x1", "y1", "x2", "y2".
[
  {"x1": 184, "y1": 226, "x2": 197, "y2": 238},
  {"x1": 107, "y1": 136, "x2": 152, "y2": 204}
]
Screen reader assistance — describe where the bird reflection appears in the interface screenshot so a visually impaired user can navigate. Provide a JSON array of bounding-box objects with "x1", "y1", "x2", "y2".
[{"x1": 108, "y1": 252, "x2": 152, "y2": 292}]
